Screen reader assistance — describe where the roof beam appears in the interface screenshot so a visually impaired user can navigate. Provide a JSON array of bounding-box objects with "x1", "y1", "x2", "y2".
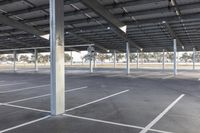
[
  {"x1": 68, "y1": 32, "x2": 109, "y2": 52},
  {"x1": 0, "y1": 13, "x2": 46, "y2": 36},
  {"x1": 0, "y1": 0, "x2": 22, "y2": 5},
  {"x1": 81, "y1": 0, "x2": 127, "y2": 33},
  {"x1": 80, "y1": 0, "x2": 142, "y2": 50},
  {"x1": 162, "y1": 21, "x2": 184, "y2": 49},
  {"x1": 68, "y1": 47, "x2": 80, "y2": 52}
]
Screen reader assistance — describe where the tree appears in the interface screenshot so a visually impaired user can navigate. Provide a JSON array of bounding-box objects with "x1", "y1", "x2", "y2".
[
  {"x1": 143, "y1": 53, "x2": 150, "y2": 62},
  {"x1": 0, "y1": 55, "x2": 7, "y2": 61},
  {"x1": 43, "y1": 55, "x2": 50, "y2": 64},
  {"x1": 38, "y1": 54, "x2": 44, "y2": 63},
  {"x1": 196, "y1": 52, "x2": 200, "y2": 62},
  {"x1": 19, "y1": 55, "x2": 29, "y2": 63},
  {"x1": 105, "y1": 54, "x2": 112, "y2": 61},
  {"x1": 116, "y1": 53, "x2": 124, "y2": 63},
  {"x1": 179, "y1": 52, "x2": 192, "y2": 63},
  {"x1": 130, "y1": 53, "x2": 137, "y2": 63},
  {"x1": 153, "y1": 52, "x2": 162, "y2": 63},
  {"x1": 166, "y1": 52, "x2": 173, "y2": 62},
  {"x1": 6, "y1": 55, "x2": 15, "y2": 61},
  {"x1": 64, "y1": 53, "x2": 72, "y2": 62},
  {"x1": 97, "y1": 53, "x2": 107, "y2": 63}
]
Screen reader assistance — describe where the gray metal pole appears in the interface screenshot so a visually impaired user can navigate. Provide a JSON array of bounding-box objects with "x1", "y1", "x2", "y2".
[
  {"x1": 50, "y1": 0, "x2": 65, "y2": 115},
  {"x1": 34, "y1": 49, "x2": 38, "y2": 72},
  {"x1": 70, "y1": 51, "x2": 73, "y2": 66},
  {"x1": 162, "y1": 49, "x2": 165, "y2": 71},
  {"x1": 13, "y1": 50, "x2": 17, "y2": 72},
  {"x1": 137, "y1": 50, "x2": 139, "y2": 69},
  {"x1": 173, "y1": 39, "x2": 177, "y2": 76},
  {"x1": 193, "y1": 48, "x2": 196, "y2": 70},
  {"x1": 113, "y1": 50, "x2": 116, "y2": 69},
  {"x1": 93, "y1": 56, "x2": 96, "y2": 68},
  {"x1": 126, "y1": 42, "x2": 130, "y2": 74},
  {"x1": 90, "y1": 57, "x2": 93, "y2": 73}
]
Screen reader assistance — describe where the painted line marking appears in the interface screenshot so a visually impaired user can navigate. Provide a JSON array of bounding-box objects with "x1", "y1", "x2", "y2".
[
  {"x1": 0, "y1": 89, "x2": 177, "y2": 133},
  {"x1": 0, "y1": 84, "x2": 50, "y2": 94},
  {"x1": 16, "y1": 69, "x2": 36, "y2": 72},
  {"x1": 0, "y1": 102, "x2": 173, "y2": 133},
  {"x1": 0, "y1": 69, "x2": 12, "y2": 71},
  {"x1": 0, "y1": 82, "x2": 26, "y2": 87},
  {"x1": 132, "y1": 73, "x2": 166, "y2": 78},
  {"x1": 7, "y1": 86, "x2": 88, "y2": 104},
  {"x1": 64, "y1": 114, "x2": 173, "y2": 133},
  {"x1": 139, "y1": 94, "x2": 185, "y2": 133},
  {"x1": 0, "y1": 115, "x2": 50, "y2": 133},
  {"x1": 162, "y1": 75, "x2": 174, "y2": 80},
  {"x1": 3, "y1": 103, "x2": 50, "y2": 113},
  {"x1": 66, "y1": 89, "x2": 129, "y2": 112}
]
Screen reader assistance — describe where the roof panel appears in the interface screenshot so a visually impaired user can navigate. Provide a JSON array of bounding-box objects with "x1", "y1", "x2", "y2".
[{"x1": 0, "y1": 0, "x2": 199, "y2": 52}]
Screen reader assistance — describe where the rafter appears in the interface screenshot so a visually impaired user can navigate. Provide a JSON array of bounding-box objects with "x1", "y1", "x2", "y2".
[
  {"x1": 80, "y1": 0, "x2": 142, "y2": 50},
  {"x1": 162, "y1": 21, "x2": 184, "y2": 49}
]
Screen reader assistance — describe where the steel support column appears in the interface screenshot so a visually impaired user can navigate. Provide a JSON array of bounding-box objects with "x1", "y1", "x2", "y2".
[
  {"x1": 50, "y1": 0, "x2": 65, "y2": 115},
  {"x1": 137, "y1": 50, "x2": 139, "y2": 69},
  {"x1": 34, "y1": 49, "x2": 38, "y2": 72},
  {"x1": 93, "y1": 56, "x2": 96, "y2": 68},
  {"x1": 193, "y1": 48, "x2": 196, "y2": 70},
  {"x1": 126, "y1": 42, "x2": 130, "y2": 74},
  {"x1": 70, "y1": 51, "x2": 73, "y2": 66},
  {"x1": 173, "y1": 39, "x2": 177, "y2": 76},
  {"x1": 162, "y1": 49, "x2": 165, "y2": 71},
  {"x1": 90, "y1": 57, "x2": 93, "y2": 73},
  {"x1": 13, "y1": 50, "x2": 17, "y2": 72},
  {"x1": 113, "y1": 50, "x2": 116, "y2": 69}
]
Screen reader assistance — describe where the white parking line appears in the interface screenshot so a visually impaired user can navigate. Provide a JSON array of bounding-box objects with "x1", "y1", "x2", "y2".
[
  {"x1": 16, "y1": 69, "x2": 36, "y2": 72},
  {"x1": 132, "y1": 73, "x2": 166, "y2": 78},
  {"x1": 3, "y1": 103, "x2": 50, "y2": 113},
  {"x1": 2, "y1": 88, "x2": 127, "y2": 114},
  {"x1": 7, "y1": 86, "x2": 88, "y2": 104},
  {"x1": 64, "y1": 114, "x2": 173, "y2": 133},
  {"x1": 0, "y1": 84, "x2": 50, "y2": 94},
  {"x1": 0, "y1": 69, "x2": 11, "y2": 71},
  {"x1": 139, "y1": 94, "x2": 185, "y2": 133},
  {"x1": 0, "y1": 89, "x2": 178, "y2": 133},
  {"x1": 0, "y1": 115, "x2": 51, "y2": 133},
  {"x1": 0, "y1": 82, "x2": 26, "y2": 87},
  {"x1": 162, "y1": 75, "x2": 174, "y2": 80},
  {"x1": 66, "y1": 90, "x2": 129, "y2": 112}
]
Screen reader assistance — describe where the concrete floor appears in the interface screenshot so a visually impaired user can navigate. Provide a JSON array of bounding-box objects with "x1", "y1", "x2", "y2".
[{"x1": 0, "y1": 68, "x2": 200, "y2": 133}]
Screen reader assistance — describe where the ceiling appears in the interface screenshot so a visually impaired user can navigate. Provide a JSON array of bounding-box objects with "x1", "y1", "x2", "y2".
[{"x1": 0, "y1": 0, "x2": 199, "y2": 53}]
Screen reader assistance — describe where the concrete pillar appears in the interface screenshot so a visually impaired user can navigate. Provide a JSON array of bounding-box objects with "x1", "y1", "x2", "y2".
[
  {"x1": 137, "y1": 50, "x2": 139, "y2": 69},
  {"x1": 173, "y1": 39, "x2": 177, "y2": 76},
  {"x1": 113, "y1": 50, "x2": 116, "y2": 69},
  {"x1": 13, "y1": 50, "x2": 17, "y2": 72},
  {"x1": 193, "y1": 48, "x2": 196, "y2": 70},
  {"x1": 34, "y1": 49, "x2": 38, "y2": 72},
  {"x1": 50, "y1": 0, "x2": 65, "y2": 115},
  {"x1": 126, "y1": 42, "x2": 130, "y2": 74},
  {"x1": 70, "y1": 51, "x2": 73, "y2": 66},
  {"x1": 162, "y1": 49, "x2": 165, "y2": 71},
  {"x1": 93, "y1": 56, "x2": 96, "y2": 68},
  {"x1": 90, "y1": 57, "x2": 93, "y2": 73}
]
